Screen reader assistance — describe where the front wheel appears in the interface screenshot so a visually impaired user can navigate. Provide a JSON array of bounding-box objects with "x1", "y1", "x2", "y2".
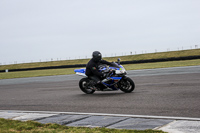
[
  {"x1": 79, "y1": 78, "x2": 95, "y2": 94},
  {"x1": 119, "y1": 77, "x2": 135, "y2": 93}
]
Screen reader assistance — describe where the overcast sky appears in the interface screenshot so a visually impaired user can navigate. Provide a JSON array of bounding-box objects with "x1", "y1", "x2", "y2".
[{"x1": 0, "y1": 0, "x2": 200, "y2": 64}]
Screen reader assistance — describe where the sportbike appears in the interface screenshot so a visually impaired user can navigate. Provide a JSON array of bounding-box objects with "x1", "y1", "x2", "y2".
[{"x1": 74, "y1": 59, "x2": 135, "y2": 94}]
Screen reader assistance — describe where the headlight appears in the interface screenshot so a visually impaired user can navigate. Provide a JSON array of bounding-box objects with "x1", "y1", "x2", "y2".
[
  {"x1": 120, "y1": 68, "x2": 126, "y2": 73},
  {"x1": 115, "y1": 67, "x2": 126, "y2": 74}
]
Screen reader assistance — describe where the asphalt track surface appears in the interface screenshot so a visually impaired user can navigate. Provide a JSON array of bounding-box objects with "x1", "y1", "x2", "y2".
[{"x1": 0, "y1": 66, "x2": 200, "y2": 118}]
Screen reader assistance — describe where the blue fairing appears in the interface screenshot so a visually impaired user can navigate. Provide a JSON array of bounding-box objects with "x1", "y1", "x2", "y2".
[
  {"x1": 111, "y1": 77, "x2": 122, "y2": 80},
  {"x1": 74, "y1": 68, "x2": 86, "y2": 74},
  {"x1": 102, "y1": 77, "x2": 122, "y2": 90}
]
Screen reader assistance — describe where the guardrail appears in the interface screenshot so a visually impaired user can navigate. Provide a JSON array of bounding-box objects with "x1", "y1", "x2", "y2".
[{"x1": 0, "y1": 55, "x2": 200, "y2": 73}]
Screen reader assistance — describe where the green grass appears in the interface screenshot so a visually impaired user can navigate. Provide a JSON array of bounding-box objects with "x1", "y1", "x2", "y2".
[
  {"x1": 0, "y1": 49, "x2": 200, "y2": 71},
  {"x1": 123, "y1": 59, "x2": 200, "y2": 70},
  {"x1": 0, "y1": 59, "x2": 200, "y2": 80},
  {"x1": 105, "y1": 48, "x2": 200, "y2": 62},
  {"x1": 0, "y1": 49, "x2": 200, "y2": 79},
  {"x1": 0, "y1": 68, "x2": 76, "y2": 79},
  {"x1": 0, "y1": 118, "x2": 166, "y2": 133}
]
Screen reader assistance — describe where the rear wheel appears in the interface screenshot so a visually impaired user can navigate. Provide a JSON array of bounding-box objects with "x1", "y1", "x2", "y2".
[
  {"x1": 119, "y1": 77, "x2": 135, "y2": 93},
  {"x1": 79, "y1": 78, "x2": 95, "y2": 94}
]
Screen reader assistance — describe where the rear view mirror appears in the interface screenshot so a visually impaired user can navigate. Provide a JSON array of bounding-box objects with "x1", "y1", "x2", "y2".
[{"x1": 117, "y1": 58, "x2": 121, "y2": 64}]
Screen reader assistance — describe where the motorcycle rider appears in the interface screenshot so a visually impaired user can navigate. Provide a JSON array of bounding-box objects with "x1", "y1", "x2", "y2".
[{"x1": 85, "y1": 51, "x2": 113, "y2": 88}]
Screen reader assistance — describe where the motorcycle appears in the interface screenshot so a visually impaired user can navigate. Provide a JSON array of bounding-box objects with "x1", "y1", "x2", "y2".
[{"x1": 74, "y1": 58, "x2": 135, "y2": 94}]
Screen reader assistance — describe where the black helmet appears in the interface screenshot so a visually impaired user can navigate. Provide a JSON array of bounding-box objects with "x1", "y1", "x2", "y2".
[{"x1": 92, "y1": 51, "x2": 102, "y2": 62}]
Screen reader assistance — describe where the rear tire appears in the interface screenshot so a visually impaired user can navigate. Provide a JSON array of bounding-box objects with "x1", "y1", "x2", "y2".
[
  {"x1": 119, "y1": 77, "x2": 135, "y2": 93},
  {"x1": 79, "y1": 78, "x2": 95, "y2": 94}
]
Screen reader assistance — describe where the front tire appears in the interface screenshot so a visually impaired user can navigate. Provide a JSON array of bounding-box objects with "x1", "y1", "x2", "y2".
[
  {"x1": 79, "y1": 78, "x2": 95, "y2": 94},
  {"x1": 119, "y1": 77, "x2": 135, "y2": 93}
]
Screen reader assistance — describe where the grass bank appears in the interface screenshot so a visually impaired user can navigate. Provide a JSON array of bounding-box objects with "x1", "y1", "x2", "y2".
[
  {"x1": 0, "y1": 59, "x2": 200, "y2": 79},
  {"x1": 0, "y1": 49, "x2": 200, "y2": 79},
  {"x1": 0, "y1": 118, "x2": 165, "y2": 133},
  {"x1": 0, "y1": 49, "x2": 200, "y2": 71}
]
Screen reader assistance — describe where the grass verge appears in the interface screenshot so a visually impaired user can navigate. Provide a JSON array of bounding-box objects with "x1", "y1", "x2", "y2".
[
  {"x1": 0, "y1": 59, "x2": 200, "y2": 80},
  {"x1": 0, "y1": 118, "x2": 166, "y2": 133},
  {"x1": 123, "y1": 59, "x2": 200, "y2": 70},
  {"x1": 0, "y1": 49, "x2": 200, "y2": 71}
]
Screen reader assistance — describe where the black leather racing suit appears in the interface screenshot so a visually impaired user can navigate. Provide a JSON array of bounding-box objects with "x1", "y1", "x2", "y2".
[{"x1": 85, "y1": 58, "x2": 113, "y2": 83}]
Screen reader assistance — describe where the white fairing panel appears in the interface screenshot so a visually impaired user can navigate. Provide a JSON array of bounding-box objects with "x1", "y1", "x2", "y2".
[{"x1": 76, "y1": 72, "x2": 87, "y2": 77}]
